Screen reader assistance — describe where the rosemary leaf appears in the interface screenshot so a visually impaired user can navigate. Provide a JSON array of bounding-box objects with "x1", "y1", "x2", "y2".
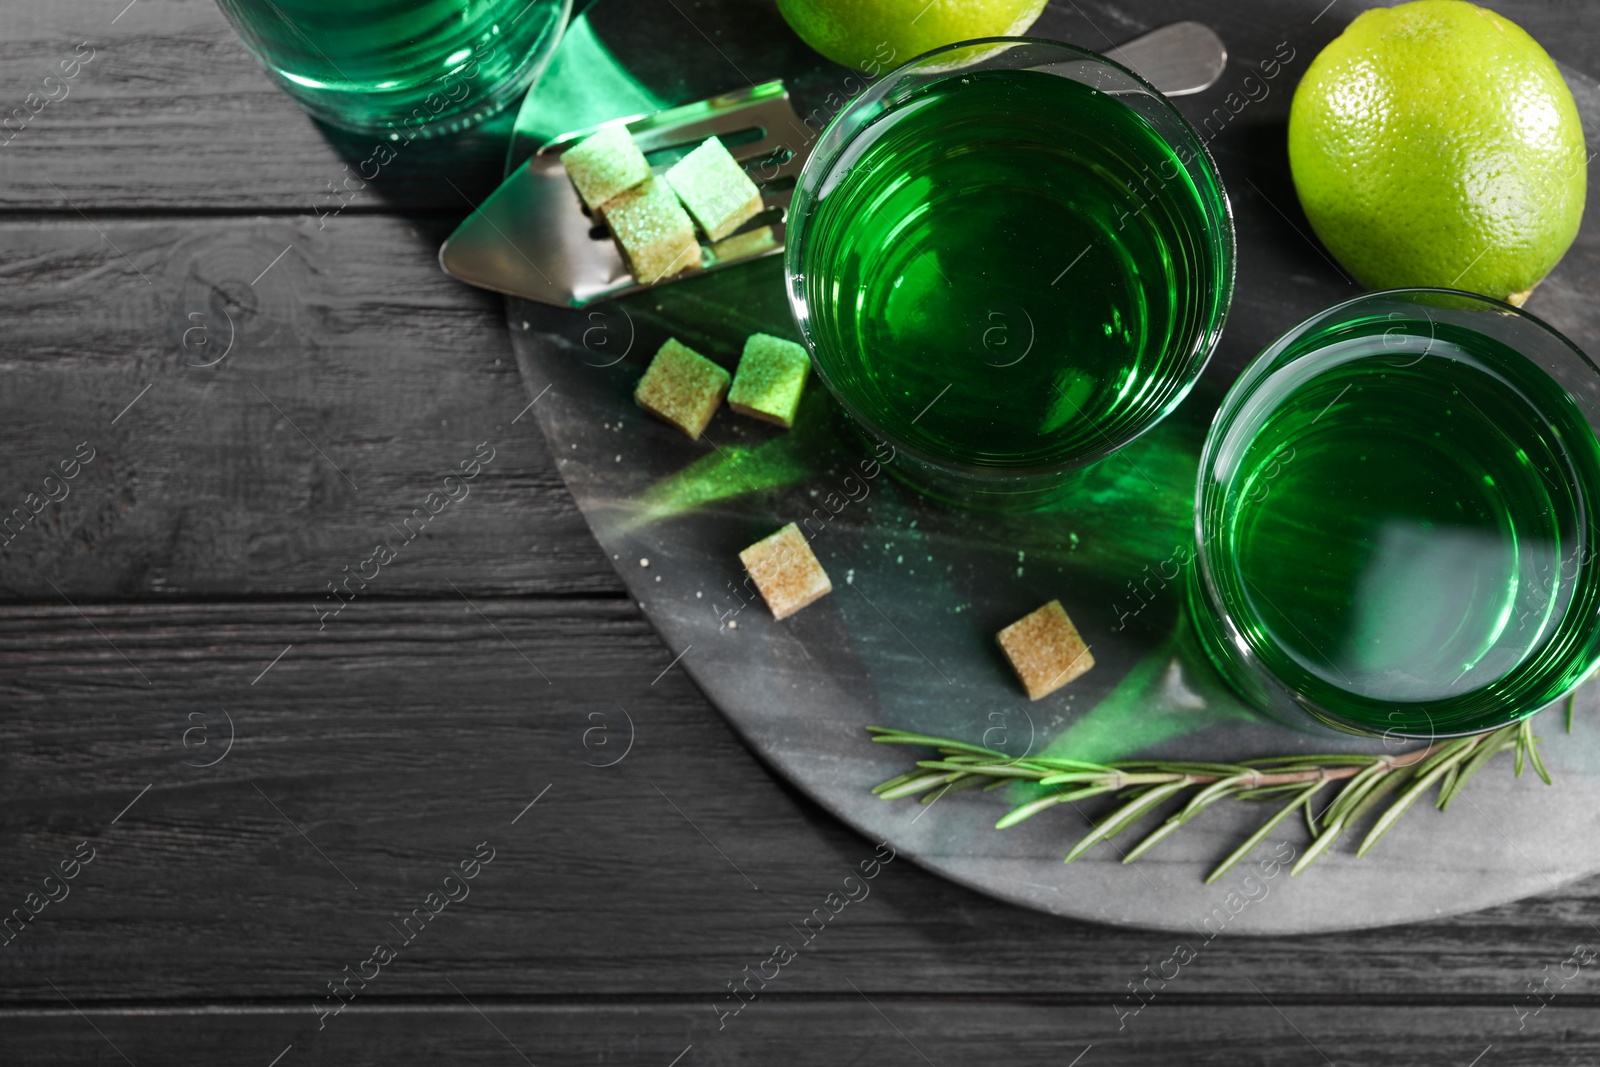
[
  {"x1": 1290, "y1": 810, "x2": 1351, "y2": 876},
  {"x1": 1064, "y1": 780, "x2": 1190, "y2": 863},
  {"x1": 868, "y1": 728, "x2": 1008, "y2": 760},
  {"x1": 923, "y1": 774, "x2": 990, "y2": 803},
  {"x1": 1343, "y1": 763, "x2": 1415, "y2": 826},
  {"x1": 1122, "y1": 776, "x2": 1250, "y2": 863},
  {"x1": 1413, "y1": 737, "x2": 1475, "y2": 775},
  {"x1": 1176, "y1": 774, "x2": 1256, "y2": 819},
  {"x1": 1357, "y1": 744, "x2": 1476, "y2": 858},
  {"x1": 1206, "y1": 782, "x2": 1326, "y2": 884},
  {"x1": 1120, "y1": 814, "x2": 1188, "y2": 863},
  {"x1": 877, "y1": 772, "x2": 962, "y2": 801},
  {"x1": 1112, "y1": 760, "x2": 1250, "y2": 776},
  {"x1": 1241, "y1": 754, "x2": 1376, "y2": 769},
  {"x1": 994, "y1": 792, "x2": 1072, "y2": 829},
  {"x1": 1438, "y1": 729, "x2": 1510, "y2": 811},
  {"x1": 1317, "y1": 762, "x2": 1390, "y2": 828},
  {"x1": 996, "y1": 783, "x2": 1124, "y2": 829},
  {"x1": 1523, "y1": 722, "x2": 1552, "y2": 786},
  {"x1": 1038, "y1": 771, "x2": 1117, "y2": 786},
  {"x1": 870, "y1": 771, "x2": 922, "y2": 796},
  {"x1": 1434, "y1": 763, "x2": 1461, "y2": 809},
  {"x1": 1028, "y1": 757, "x2": 1118, "y2": 772},
  {"x1": 914, "y1": 760, "x2": 1046, "y2": 779},
  {"x1": 1234, "y1": 783, "x2": 1315, "y2": 801},
  {"x1": 1052, "y1": 784, "x2": 1119, "y2": 804}
]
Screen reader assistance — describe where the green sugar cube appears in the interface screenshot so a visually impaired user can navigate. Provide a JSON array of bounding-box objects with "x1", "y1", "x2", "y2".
[
  {"x1": 604, "y1": 178, "x2": 701, "y2": 284},
  {"x1": 561, "y1": 123, "x2": 651, "y2": 212},
  {"x1": 728, "y1": 333, "x2": 809, "y2": 429},
  {"x1": 664, "y1": 137, "x2": 763, "y2": 241},
  {"x1": 635, "y1": 338, "x2": 730, "y2": 440}
]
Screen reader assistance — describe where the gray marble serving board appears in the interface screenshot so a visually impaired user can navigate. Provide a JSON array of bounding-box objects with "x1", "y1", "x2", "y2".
[{"x1": 494, "y1": 0, "x2": 1600, "y2": 933}]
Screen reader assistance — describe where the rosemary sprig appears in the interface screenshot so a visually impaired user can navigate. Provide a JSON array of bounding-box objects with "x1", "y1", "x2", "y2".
[{"x1": 868, "y1": 720, "x2": 1549, "y2": 883}]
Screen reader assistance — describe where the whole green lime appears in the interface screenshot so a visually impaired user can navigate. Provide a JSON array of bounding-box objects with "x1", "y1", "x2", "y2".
[
  {"x1": 1287, "y1": 0, "x2": 1587, "y2": 304},
  {"x1": 776, "y1": 0, "x2": 1047, "y2": 75}
]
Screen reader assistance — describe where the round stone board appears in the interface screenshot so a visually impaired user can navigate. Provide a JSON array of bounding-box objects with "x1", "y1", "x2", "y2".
[{"x1": 496, "y1": 0, "x2": 1600, "y2": 933}]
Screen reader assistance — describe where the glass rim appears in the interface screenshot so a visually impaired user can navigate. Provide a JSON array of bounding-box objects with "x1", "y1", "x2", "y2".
[
  {"x1": 1219, "y1": 284, "x2": 1600, "y2": 390},
  {"x1": 1192, "y1": 285, "x2": 1600, "y2": 737},
  {"x1": 783, "y1": 34, "x2": 1238, "y2": 479}
]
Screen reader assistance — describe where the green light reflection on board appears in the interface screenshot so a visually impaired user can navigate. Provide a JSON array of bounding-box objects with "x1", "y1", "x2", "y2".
[
  {"x1": 512, "y1": 12, "x2": 664, "y2": 153},
  {"x1": 510, "y1": 17, "x2": 1255, "y2": 768}
]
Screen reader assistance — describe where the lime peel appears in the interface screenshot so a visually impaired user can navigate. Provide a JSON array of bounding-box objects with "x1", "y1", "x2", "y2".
[{"x1": 1288, "y1": 0, "x2": 1587, "y2": 303}]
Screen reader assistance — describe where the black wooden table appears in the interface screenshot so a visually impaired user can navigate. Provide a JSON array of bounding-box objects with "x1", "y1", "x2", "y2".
[{"x1": 4, "y1": 0, "x2": 1600, "y2": 1063}]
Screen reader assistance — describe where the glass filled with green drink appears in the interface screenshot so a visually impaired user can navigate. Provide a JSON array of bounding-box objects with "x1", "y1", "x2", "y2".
[
  {"x1": 1190, "y1": 289, "x2": 1600, "y2": 738},
  {"x1": 785, "y1": 38, "x2": 1234, "y2": 508},
  {"x1": 214, "y1": 0, "x2": 569, "y2": 136}
]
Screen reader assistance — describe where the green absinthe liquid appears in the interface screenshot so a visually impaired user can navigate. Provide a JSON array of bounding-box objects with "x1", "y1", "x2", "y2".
[
  {"x1": 1201, "y1": 324, "x2": 1600, "y2": 734},
  {"x1": 216, "y1": 0, "x2": 563, "y2": 135},
  {"x1": 799, "y1": 68, "x2": 1224, "y2": 470}
]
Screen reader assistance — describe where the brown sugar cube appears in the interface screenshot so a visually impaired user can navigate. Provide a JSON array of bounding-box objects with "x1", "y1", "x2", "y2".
[
  {"x1": 602, "y1": 177, "x2": 702, "y2": 284},
  {"x1": 996, "y1": 599, "x2": 1094, "y2": 700},
  {"x1": 739, "y1": 523, "x2": 832, "y2": 620},
  {"x1": 634, "y1": 338, "x2": 730, "y2": 440}
]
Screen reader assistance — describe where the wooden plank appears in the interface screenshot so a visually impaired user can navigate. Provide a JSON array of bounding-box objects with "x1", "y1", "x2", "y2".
[
  {"x1": 0, "y1": 214, "x2": 621, "y2": 598},
  {"x1": 0, "y1": 1000, "x2": 1590, "y2": 1066},
  {"x1": 4, "y1": 599, "x2": 1600, "y2": 1002}
]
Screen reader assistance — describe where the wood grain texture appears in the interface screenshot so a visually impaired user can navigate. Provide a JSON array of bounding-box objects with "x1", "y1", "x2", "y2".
[
  {"x1": 5, "y1": 0, "x2": 1592, "y2": 212},
  {"x1": 0, "y1": 214, "x2": 620, "y2": 599},
  {"x1": 0, "y1": 1000, "x2": 1593, "y2": 1066},
  {"x1": 0, "y1": 0, "x2": 511, "y2": 213},
  {"x1": 3, "y1": 600, "x2": 1600, "y2": 1005},
  {"x1": 2, "y1": 0, "x2": 1600, "y2": 1054}
]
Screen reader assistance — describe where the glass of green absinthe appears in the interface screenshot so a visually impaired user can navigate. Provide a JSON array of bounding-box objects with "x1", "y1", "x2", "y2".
[
  {"x1": 1191, "y1": 290, "x2": 1600, "y2": 738},
  {"x1": 786, "y1": 38, "x2": 1234, "y2": 508}
]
